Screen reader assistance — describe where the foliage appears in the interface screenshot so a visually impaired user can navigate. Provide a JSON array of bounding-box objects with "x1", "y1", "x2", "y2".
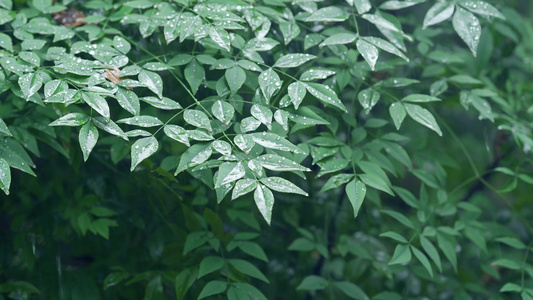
[{"x1": 1, "y1": 0, "x2": 533, "y2": 299}]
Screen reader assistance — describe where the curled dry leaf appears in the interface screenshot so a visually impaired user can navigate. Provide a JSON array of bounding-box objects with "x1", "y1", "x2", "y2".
[
  {"x1": 52, "y1": 7, "x2": 87, "y2": 27},
  {"x1": 103, "y1": 67, "x2": 133, "y2": 90}
]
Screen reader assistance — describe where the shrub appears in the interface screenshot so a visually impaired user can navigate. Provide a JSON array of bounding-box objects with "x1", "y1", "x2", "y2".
[{"x1": 1, "y1": 0, "x2": 532, "y2": 299}]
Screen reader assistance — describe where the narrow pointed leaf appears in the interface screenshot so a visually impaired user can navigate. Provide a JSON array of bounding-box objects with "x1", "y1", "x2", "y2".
[
  {"x1": 254, "y1": 154, "x2": 310, "y2": 172},
  {"x1": 253, "y1": 184, "x2": 274, "y2": 225},
  {"x1": 389, "y1": 244, "x2": 412, "y2": 265},
  {"x1": 184, "y1": 59, "x2": 204, "y2": 95},
  {"x1": 389, "y1": 102, "x2": 407, "y2": 130},
  {"x1": 411, "y1": 246, "x2": 433, "y2": 277},
  {"x1": 305, "y1": 83, "x2": 347, "y2": 112},
  {"x1": 50, "y1": 113, "x2": 89, "y2": 127},
  {"x1": 354, "y1": 0, "x2": 372, "y2": 14},
  {"x1": 92, "y1": 117, "x2": 129, "y2": 140},
  {"x1": 209, "y1": 26, "x2": 231, "y2": 52},
  {"x1": 138, "y1": 69, "x2": 163, "y2": 98},
  {"x1": 232, "y1": 179, "x2": 258, "y2": 199},
  {"x1": 459, "y1": 1, "x2": 505, "y2": 19},
  {"x1": 258, "y1": 68, "x2": 281, "y2": 102},
  {"x1": 0, "y1": 158, "x2": 11, "y2": 195},
  {"x1": 260, "y1": 177, "x2": 308, "y2": 196},
  {"x1": 141, "y1": 96, "x2": 181, "y2": 110},
  {"x1": 320, "y1": 33, "x2": 357, "y2": 47},
  {"x1": 452, "y1": 7, "x2": 481, "y2": 56},
  {"x1": 117, "y1": 116, "x2": 163, "y2": 127},
  {"x1": 83, "y1": 92, "x2": 110, "y2": 119},
  {"x1": 288, "y1": 81, "x2": 306, "y2": 109},
  {"x1": 176, "y1": 143, "x2": 212, "y2": 174},
  {"x1": 362, "y1": 36, "x2": 409, "y2": 61},
  {"x1": 115, "y1": 87, "x2": 140, "y2": 115},
  {"x1": 356, "y1": 39, "x2": 379, "y2": 71},
  {"x1": 79, "y1": 121, "x2": 99, "y2": 161},
  {"x1": 305, "y1": 6, "x2": 349, "y2": 22},
  {"x1": 274, "y1": 54, "x2": 316, "y2": 68},
  {"x1": 215, "y1": 162, "x2": 245, "y2": 188},
  {"x1": 225, "y1": 66, "x2": 246, "y2": 95},
  {"x1": 404, "y1": 103, "x2": 442, "y2": 136},
  {"x1": 250, "y1": 132, "x2": 304, "y2": 154},
  {"x1": 423, "y1": 2, "x2": 455, "y2": 28},
  {"x1": 345, "y1": 180, "x2": 366, "y2": 218},
  {"x1": 130, "y1": 136, "x2": 158, "y2": 171}
]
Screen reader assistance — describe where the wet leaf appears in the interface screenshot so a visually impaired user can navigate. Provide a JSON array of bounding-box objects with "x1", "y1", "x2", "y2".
[
  {"x1": 353, "y1": 0, "x2": 372, "y2": 14},
  {"x1": 184, "y1": 109, "x2": 212, "y2": 132},
  {"x1": 225, "y1": 66, "x2": 246, "y2": 95},
  {"x1": 250, "y1": 104, "x2": 272, "y2": 129},
  {"x1": 215, "y1": 162, "x2": 245, "y2": 188},
  {"x1": 305, "y1": 83, "x2": 346, "y2": 112},
  {"x1": 176, "y1": 143, "x2": 212, "y2": 174},
  {"x1": 452, "y1": 7, "x2": 481, "y2": 56},
  {"x1": 130, "y1": 136, "x2": 158, "y2": 171},
  {"x1": 18, "y1": 72, "x2": 43, "y2": 100},
  {"x1": 249, "y1": 132, "x2": 304, "y2": 153},
  {"x1": 254, "y1": 184, "x2": 274, "y2": 225},
  {"x1": 362, "y1": 36, "x2": 409, "y2": 61},
  {"x1": 300, "y1": 69, "x2": 336, "y2": 81},
  {"x1": 92, "y1": 116, "x2": 129, "y2": 140},
  {"x1": 305, "y1": 6, "x2": 349, "y2": 22},
  {"x1": 117, "y1": 116, "x2": 163, "y2": 127},
  {"x1": 288, "y1": 81, "x2": 306, "y2": 109},
  {"x1": 260, "y1": 177, "x2": 308, "y2": 196},
  {"x1": 423, "y1": 3, "x2": 455, "y2": 28},
  {"x1": 79, "y1": 121, "x2": 99, "y2": 161},
  {"x1": 184, "y1": 59, "x2": 204, "y2": 95},
  {"x1": 138, "y1": 69, "x2": 163, "y2": 98},
  {"x1": 0, "y1": 158, "x2": 11, "y2": 195},
  {"x1": 0, "y1": 32, "x2": 13, "y2": 52},
  {"x1": 319, "y1": 33, "x2": 357, "y2": 47},
  {"x1": 49, "y1": 113, "x2": 89, "y2": 127},
  {"x1": 404, "y1": 103, "x2": 442, "y2": 136},
  {"x1": 358, "y1": 88, "x2": 380, "y2": 113},
  {"x1": 253, "y1": 154, "x2": 310, "y2": 172},
  {"x1": 274, "y1": 53, "x2": 316, "y2": 68},
  {"x1": 115, "y1": 87, "x2": 140, "y2": 115},
  {"x1": 319, "y1": 173, "x2": 354, "y2": 193},
  {"x1": 234, "y1": 134, "x2": 255, "y2": 154},
  {"x1": 279, "y1": 21, "x2": 300, "y2": 45},
  {"x1": 82, "y1": 92, "x2": 110, "y2": 119},
  {"x1": 164, "y1": 125, "x2": 189, "y2": 146},
  {"x1": 208, "y1": 25, "x2": 231, "y2": 52},
  {"x1": 141, "y1": 96, "x2": 181, "y2": 110},
  {"x1": 212, "y1": 140, "x2": 231, "y2": 156},
  {"x1": 356, "y1": 39, "x2": 379, "y2": 71},
  {"x1": 459, "y1": 1, "x2": 505, "y2": 19},
  {"x1": 258, "y1": 68, "x2": 281, "y2": 102}
]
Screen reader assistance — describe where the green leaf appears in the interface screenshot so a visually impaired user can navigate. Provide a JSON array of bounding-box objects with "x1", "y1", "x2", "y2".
[
  {"x1": 359, "y1": 173, "x2": 394, "y2": 196},
  {"x1": 362, "y1": 36, "x2": 409, "y2": 61},
  {"x1": 448, "y1": 74, "x2": 482, "y2": 85},
  {"x1": 305, "y1": 6, "x2": 349, "y2": 22},
  {"x1": 464, "y1": 226, "x2": 487, "y2": 253},
  {"x1": 232, "y1": 179, "x2": 258, "y2": 199},
  {"x1": 296, "y1": 275, "x2": 328, "y2": 291},
  {"x1": 176, "y1": 143, "x2": 212, "y2": 174},
  {"x1": 237, "y1": 241, "x2": 269, "y2": 262},
  {"x1": 402, "y1": 94, "x2": 441, "y2": 103},
  {"x1": 452, "y1": 7, "x2": 481, "y2": 56},
  {"x1": 249, "y1": 132, "x2": 303, "y2": 153},
  {"x1": 404, "y1": 103, "x2": 442, "y2": 136},
  {"x1": 333, "y1": 281, "x2": 368, "y2": 299},
  {"x1": 198, "y1": 256, "x2": 224, "y2": 279},
  {"x1": 92, "y1": 117, "x2": 129, "y2": 140},
  {"x1": 319, "y1": 174, "x2": 354, "y2": 193},
  {"x1": 18, "y1": 73, "x2": 43, "y2": 100},
  {"x1": 356, "y1": 39, "x2": 379, "y2": 71},
  {"x1": 18, "y1": 51, "x2": 41, "y2": 67},
  {"x1": 495, "y1": 237, "x2": 526, "y2": 250},
  {"x1": 258, "y1": 68, "x2": 281, "y2": 102},
  {"x1": 49, "y1": 113, "x2": 89, "y2": 127},
  {"x1": 274, "y1": 53, "x2": 316, "y2": 68},
  {"x1": 381, "y1": 209, "x2": 414, "y2": 228},
  {"x1": 358, "y1": 88, "x2": 380, "y2": 113},
  {"x1": 228, "y1": 258, "x2": 269, "y2": 283},
  {"x1": 491, "y1": 259, "x2": 521, "y2": 270},
  {"x1": 345, "y1": 180, "x2": 366, "y2": 218},
  {"x1": 198, "y1": 281, "x2": 227, "y2": 299},
  {"x1": 225, "y1": 66, "x2": 246, "y2": 95},
  {"x1": 141, "y1": 96, "x2": 181, "y2": 110},
  {"x1": 423, "y1": 2, "x2": 455, "y2": 28},
  {"x1": 250, "y1": 104, "x2": 272, "y2": 129},
  {"x1": 380, "y1": 0, "x2": 424, "y2": 10},
  {"x1": 389, "y1": 102, "x2": 407, "y2": 130},
  {"x1": 208, "y1": 25, "x2": 231, "y2": 52},
  {"x1": 234, "y1": 134, "x2": 255, "y2": 154},
  {"x1": 230, "y1": 283, "x2": 267, "y2": 300},
  {"x1": 253, "y1": 184, "x2": 274, "y2": 225},
  {"x1": 420, "y1": 236, "x2": 442, "y2": 272},
  {"x1": 411, "y1": 246, "x2": 433, "y2": 277},
  {"x1": 184, "y1": 59, "x2": 204, "y2": 95},
  {"x1": 0, "y1": 118, "x2": 11, "y2": 136},
  {"x1": 305, "y1": 83, "x2": 347, "y2": 112},
  {"x1": 83, "y1": 92, "x2": 110, "y2": 119},
  {"x1": 212, "y1": 140, "x2": 231, "y2": 156},
  {"x1": 437, "y1": 232, "x2": 457, "y2": 272},
  {"x1": 184, "y1": 109, "x2": 212, "y2": 132},
  {"x1": 260, "y1": 177, "x2": 308, "y2": 196},
  {"x1": 380, "y1": 231, "x2": 408, "y2": 243},
  {"x1": 0, "y1": 32, "x2": 12, "y2": 52},
  {"x1": 288, "y1": 81, "x2": 306, "y2": 109},
  {"x1": 500, "y1": 283, "x2": 522, "y2": 293},
  {"x1": 164, "y1": 125, "x2": 189, "y2": 146},
  {"x1": 279, "y1": 21, "x2": 300, "y2": 45},
  {"x1": 143, "y1": 276, "x2": 163, "y2": 300},
  {"x1": 459, "y1": 1, "x2": 505, "y2": 19},
  {"x1": 175, "y1": 269, "x2": 197, "y2": 300},
  {"x1": 211, "y1": 100, "x2": 235, "y2": 126},
  {"x1": 300, "y1": 69, "x2": 336, "y2": 81},
  {"x1": 320, "y1": 33, "x2": 357, "y2": 47},
  {"x1": 117, "y1": 116, "x2": 163, "y2": 127},
  {"x1": 79, "y1": 121, "x2": 99, "y2": 161},
  {"x1": 389, "y1": 244, "x2": 412, "y2": 265},
  {"x1": 0, "y1": 158, "x2": 11, "y2": 195},
  {"x1": 130, "y1": 136, "x2": 158, "y2": 171},
  {"x1": 254, "y1": 154, "x2": 310, "y2": 172},
  {"x1": 115, "y1": 87, "x2": 140, "y2": 115},
  {"x1": 183, "y1": 231, "x2": 213, "y2": 254},
  {"x1": 215, "y1": 162, "x2": 245, "y2": 188},
  {"x1": 361, "y1": 14, "x2": 401, "y2": 33},
  {"x1": 353, "y1": 0, "x2": 372, "y2": 14},
  {"x1": 139, "y1": 69, "x2": 163, "y2": 98}
]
